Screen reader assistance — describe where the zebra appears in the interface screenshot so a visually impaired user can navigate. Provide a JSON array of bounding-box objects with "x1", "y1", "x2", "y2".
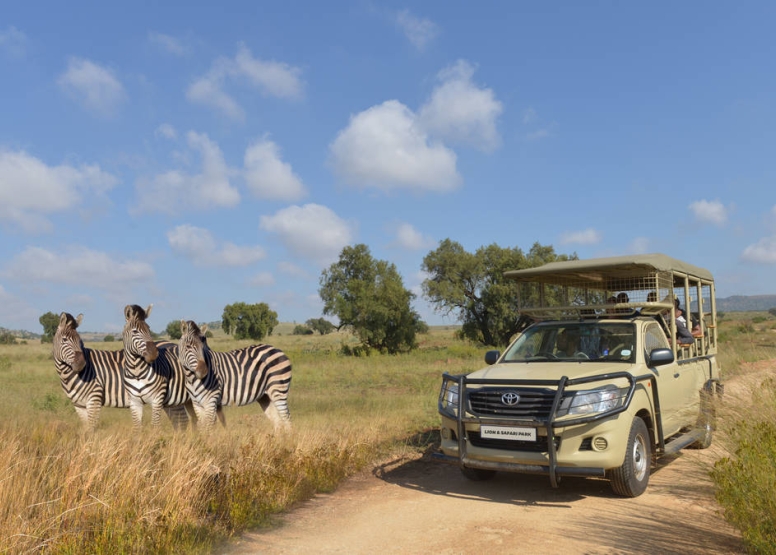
[
  {"x1": 177, "y1": 320, "x2": 292, "y2": 432},
  {"x1": 52, "y1": 312, "x2": 190, "y2": 431},
  {"x1": 121, "y1": 304, "x2": 194, "y2": 428}
]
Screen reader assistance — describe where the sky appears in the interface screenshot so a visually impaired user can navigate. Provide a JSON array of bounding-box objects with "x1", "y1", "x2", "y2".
[{"x1": 2, "y1": 2, "x2": 776, "y2": 334}]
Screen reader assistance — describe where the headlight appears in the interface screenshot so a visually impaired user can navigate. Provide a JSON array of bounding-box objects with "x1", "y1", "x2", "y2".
[
  {"x1": 558, "y1": 385, "x2": 626, "y2": 417},
  {"x1": 439, "y1": 381, "x2": 459, "y2": 416}
]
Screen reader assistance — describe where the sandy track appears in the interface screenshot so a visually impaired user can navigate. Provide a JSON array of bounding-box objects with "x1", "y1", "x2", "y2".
[{"x1": 219, "y1": 364, "x2": 773, "y2": 555}]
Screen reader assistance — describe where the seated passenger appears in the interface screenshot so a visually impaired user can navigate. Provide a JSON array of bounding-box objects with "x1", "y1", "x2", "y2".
[{"x1": 556, "y1": 329, "x2": 587, "y2": 358}]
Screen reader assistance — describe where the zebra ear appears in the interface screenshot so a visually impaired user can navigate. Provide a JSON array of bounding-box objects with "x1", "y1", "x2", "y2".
[
  {"x1": 146, "y1": 304, "x2": 153, "y2": 318},
  {"x1": 76, "y1": 314, "x2": 84, "y2": 327},
  {"x1": 201, "y1": 323, "x2": 208, "y2": 335},
  {"x1": 180, "y1": 319, "x2": 186, "y2": 333},
  {"x1": 59, "y1": 312, "x2": 68, "y2": 326},
  {"x1": 124, "y1": 305, "x2": 132, "y2": 320}
]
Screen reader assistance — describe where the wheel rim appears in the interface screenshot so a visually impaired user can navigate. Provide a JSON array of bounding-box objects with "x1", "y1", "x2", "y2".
[{"x1": 632, "y1": 433, "x2": 648, "y2": 482}]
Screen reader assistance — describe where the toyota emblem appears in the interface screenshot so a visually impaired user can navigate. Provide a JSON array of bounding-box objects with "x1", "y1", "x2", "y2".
[{"x1": 501, "y1": 392, "x2": 520, "y2": 406}]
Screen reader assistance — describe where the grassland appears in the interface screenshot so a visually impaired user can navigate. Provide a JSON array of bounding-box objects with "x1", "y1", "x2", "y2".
[{"x1": 0, "y1": 316, "x2": 774, "y2": 554}]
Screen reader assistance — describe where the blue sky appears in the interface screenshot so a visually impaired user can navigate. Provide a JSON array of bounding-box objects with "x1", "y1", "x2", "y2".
[{"x1": 2, "y1": 2, "x2": 776, "y2": 334}]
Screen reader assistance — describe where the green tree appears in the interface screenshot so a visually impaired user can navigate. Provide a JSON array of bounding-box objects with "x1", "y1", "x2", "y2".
[
  {"x1": 319, "y1": 244, "x2": 425, "y2": 354},
  {"x1": 305, "y1": 317, "x2": 336, "y2": 335},
  {"x1": 39, "y1": 311, "x2": 59, "y2": 344},
  {"x1": 421, "y1": 240, "x2": 574, "y2": 347},
  {"x1": 165, "y1": 320, "x2": 183, "y2": 340},
  {"x1": 222, "y1": 302, "x2": 278, "y2": 341},
  {"x1": 103, "y1": 335, "x2": 115, "y2": 342},
  {"x1": 0, "y1": 331, "x2": 15, "y2": 345},
  {"x1": 293, "y1": 324, "x2": 314, "y2": 335}
]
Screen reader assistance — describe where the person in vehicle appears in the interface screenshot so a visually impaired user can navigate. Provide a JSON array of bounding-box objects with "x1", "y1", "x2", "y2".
[{"x1": 556, "y1": 329, "x2": 586, "y2": 358}]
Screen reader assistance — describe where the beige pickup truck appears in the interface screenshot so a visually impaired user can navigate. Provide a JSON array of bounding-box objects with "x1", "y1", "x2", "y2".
[{"x1": 435, "y1": 254, "x2": 722, "y2": 497}]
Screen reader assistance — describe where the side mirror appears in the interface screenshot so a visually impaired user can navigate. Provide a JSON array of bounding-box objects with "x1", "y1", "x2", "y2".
[
  {"x1": 484, "y1": 350, "x2": 500, "y2": 365},
  {"x1": 648, "y1": 348, "x2": 674, "y2": 367}
]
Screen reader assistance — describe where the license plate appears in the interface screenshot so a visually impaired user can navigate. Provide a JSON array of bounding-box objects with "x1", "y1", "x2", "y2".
[{"x1": 480, "y1": 425, "x2": 537, "y2": 441}]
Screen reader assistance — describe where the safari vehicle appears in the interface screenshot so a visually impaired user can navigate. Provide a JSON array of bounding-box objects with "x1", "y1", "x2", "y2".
[{"x1": 434, "y1": 254, "x2": 722, "y2": 497}]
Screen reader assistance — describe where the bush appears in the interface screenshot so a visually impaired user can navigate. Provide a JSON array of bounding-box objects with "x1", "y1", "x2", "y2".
[
  {"x1": 293, "y1": 325, "x2": 314, "y2": 336},
  {"x1": 103, "y1": 335, "x2": 115, "y2": 342}
]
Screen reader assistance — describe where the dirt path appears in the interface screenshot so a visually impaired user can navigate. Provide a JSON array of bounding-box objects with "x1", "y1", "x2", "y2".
[{"x1": 219, "y1": 364, "x2": 772, "y2": 555}]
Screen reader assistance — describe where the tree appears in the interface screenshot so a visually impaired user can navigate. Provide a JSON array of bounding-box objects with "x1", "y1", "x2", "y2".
[
  {"x1": 421, "y1": 240, "x2": 574, "y2": 347},
  {"x1": 39, "y1": 311, "x2": 59, "y2": 344},
  {"x1": 103, "y1": 335, "x2": 115, "y2": 342},
  {"x1": 319, "y1": 244, "x2": 425, "y2": 354},
  {"x1": 165, "y1": 320, "x2": 183, "y2": 340},
  {"x1": 293, "y1": 324, "x2": 314, "y2": 335},
  {"x1": 222, "y1": 302, "x2": 278, "y2": 341},
  {"x1": 306, "y1": 317, "x2": 336, "y2": 335},
  {"x1": 768, "y1": 308, "x2": 776, "y2": 318}
]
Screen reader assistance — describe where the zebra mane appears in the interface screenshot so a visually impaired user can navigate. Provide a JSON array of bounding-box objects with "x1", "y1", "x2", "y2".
[{"x1": 125, "y1": 304, "x2": 152, "y2": 322}]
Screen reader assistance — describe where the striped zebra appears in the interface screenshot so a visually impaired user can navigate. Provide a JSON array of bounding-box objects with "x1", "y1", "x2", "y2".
[
  {"x1": 122, "y1": 304, "x2": 194, "y2": 428},
  {"x1": 177, "y1": 320, "x2": 292, "y2": 432},
  {"x1": 52, "y1": 312, "x2": 190, "y2": 431}
]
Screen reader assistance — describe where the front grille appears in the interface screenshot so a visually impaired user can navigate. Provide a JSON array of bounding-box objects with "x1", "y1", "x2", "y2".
[
  {"x1": 468, "y1": 388, "x2": 556, "y2": 418},
  {"x1": 469, "y1": 431, "x2": 559, "y2": 453}
]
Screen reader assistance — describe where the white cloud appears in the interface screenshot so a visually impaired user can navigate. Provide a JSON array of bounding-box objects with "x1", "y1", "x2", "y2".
[
  {"x1": 187, "y1": 43, "x2": 303, "y2": 120},
  {"x1": 741, "y1": 236, "x2": 776, "y2": 264},
  {"x1": 3, "y1": 246, "x2": 154, "y2": 290},
  {"x1": 522, "y1": 108, "x2": 538, "y2": 125},
  {"x1": 559, "y1": 228, "x2": 602, "y2": 245},
  {"x1": 278, "y1": 261, "x2": 309, "y2": 278},
  {"x1": 0, "y1": 26, "x2": 27, "y2": 58},
  {"x1": 0, "y1": 283, "x2": 38, "y2": 330},
  {"x1": 259, "y1": 204, "x2": 354, "y2": 267},
  {"x1": 329, "y1": 100, "x2": 461, "y2": 193},
  {"x1": 155, "y1": 123, "x2": 177, "y2": 140},
  {"x1": 394, "y1": 222, "x2": 434, "y2": 250},
  {"x1": 134, "y1": 131, "x2": 240, "y2": 214},
  {"x1": 148, "y1": 31, "x2": 186, "y2": 56},
  {"x1": 417, "y1": 60, "x2": 503, "y2": 152},
  {"x1": 57, "y1": 57, "x2": 126, "y2": 117},
  {"x1": 167, "y1": 224, "x2": 265, "y2": 267},
  {"x1": 627, "y1": 237, "x2": 650, "y2": 254},
  {"x1": 689, "y1": 199, "x2": 728, "y2": 226},
  {"x1": 0, "y1": 149, "x2": 117, "y2": 233},
  {"x1": 244, "y1": 138, "x2": 306, "y2": 201},
  {"x1": 396, "y1": 10, "x2": 439, "y2": 51},
  {"x1": 249, "y1": 271, "x2": 275, "y2": 287}
]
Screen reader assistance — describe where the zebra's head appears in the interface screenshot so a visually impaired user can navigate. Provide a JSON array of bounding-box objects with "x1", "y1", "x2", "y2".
[
  {"x1": 178, "y1": 320, "x2": 209, "y2": 380},
  {"x1": 122, "y1": 304, "x2": 159, "y2": 364},
  {"x1": 53, "y1": 312, "x2": 87, "y2": 374}
]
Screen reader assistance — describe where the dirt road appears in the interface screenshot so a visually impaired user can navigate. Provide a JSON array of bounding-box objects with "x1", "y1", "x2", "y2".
[{"x1": 220, "y1": 365, "x2": 770, "y2": 555}]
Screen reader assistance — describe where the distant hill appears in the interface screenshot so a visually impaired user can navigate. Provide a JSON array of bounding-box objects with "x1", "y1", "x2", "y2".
[
  {"x1": 0, "y1": 327, "x2": 40, "y2": 340},
  {"x1": 717, "y1": 295, "x2": 776, "y2": 312}
]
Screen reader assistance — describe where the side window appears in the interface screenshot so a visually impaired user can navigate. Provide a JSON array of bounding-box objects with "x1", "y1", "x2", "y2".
[{"x1": 644, "y1": 323, "x2": 669, "y2": 356}]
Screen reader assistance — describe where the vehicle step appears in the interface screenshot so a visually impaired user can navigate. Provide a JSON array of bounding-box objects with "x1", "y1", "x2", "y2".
[{"x1": 663, "y1": 429, "x2": 704, "y2": 455}]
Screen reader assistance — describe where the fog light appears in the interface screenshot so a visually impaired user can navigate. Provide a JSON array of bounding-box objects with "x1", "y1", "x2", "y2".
[
  {"x1": 441, "y1": 428, "x2": 451, "y2": 440},
  {"x1": 592, "y1": 437, "x2": 608, "y2": 451}
]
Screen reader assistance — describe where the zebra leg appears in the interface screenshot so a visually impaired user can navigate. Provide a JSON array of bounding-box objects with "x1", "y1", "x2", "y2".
[
  {"x1": 184, "y1": 400, "x2": 198, "y2": 429},
  {"x1": 151, "y1": 403, "x2": 164, "y2": 427},
  {"x1": 164, "y1": 406, "x2": 189, "y2": 431},
  {"x1": 86, "y1": 398, "x2": 102, "y2": 432},
  {"x1": 74, "y1": 406, "x2": 93, "y2": 431},
  {"x1": 216, "y1": 406, "x2": 227, "y2": 429},
  {"x1": 259, "y1": 396, "x2": 291, "y2": 431},
  {"x1": 129, "y1": 397, "x2": 144, "y2": 428}
]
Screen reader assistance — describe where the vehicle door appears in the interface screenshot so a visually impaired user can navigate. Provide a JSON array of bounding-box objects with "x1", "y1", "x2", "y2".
[{"x1": 643, "y1": 321, "x2": 682, "y2": 436}]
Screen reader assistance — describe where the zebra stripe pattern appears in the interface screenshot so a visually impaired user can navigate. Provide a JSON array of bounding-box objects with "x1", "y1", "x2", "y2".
[
  {"x1": 52, "y1": 312, "x2": 189, "y2": 431},
  {"x1": 122, "y1": 304, "x2": 192, "y2": 428},
  {"x1": 178, "y1": 320, "x2": 292, "y2": 431}
]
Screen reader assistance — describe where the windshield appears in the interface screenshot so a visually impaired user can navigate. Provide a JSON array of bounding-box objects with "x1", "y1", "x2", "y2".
[{"x1": 502, "y1": 322, "x2": 637, "y2": 363}]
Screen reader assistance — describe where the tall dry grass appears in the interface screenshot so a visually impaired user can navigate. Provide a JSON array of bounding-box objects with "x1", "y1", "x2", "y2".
[{"x1": 0, "y1": 327, "x2": 482, "y2": 553}]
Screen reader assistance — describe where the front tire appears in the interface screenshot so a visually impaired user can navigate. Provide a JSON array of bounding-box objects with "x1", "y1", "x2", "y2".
[
  {"x1": 461, "y1": 466, "x2": 496, "y2": 481},
  {"x1": 610, "y1": 416, "x2": 651, "y2": 497}
]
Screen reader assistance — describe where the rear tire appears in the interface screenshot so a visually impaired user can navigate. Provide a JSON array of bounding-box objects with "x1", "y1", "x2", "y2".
[
  {"x1": 610, "y1": 417, "x2": 651, "y2": 497},
  {"x1": 461, "y1": 466, "x2": 496, "y2": 481}
]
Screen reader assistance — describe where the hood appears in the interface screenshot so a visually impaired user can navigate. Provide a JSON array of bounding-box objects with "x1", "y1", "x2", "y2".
[{"x1": 466, "y1": 361, "x2": 633, "y2": 382}]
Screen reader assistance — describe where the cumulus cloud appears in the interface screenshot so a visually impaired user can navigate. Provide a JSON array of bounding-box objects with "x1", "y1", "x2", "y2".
[
  {"x1": 689, "y1": 199, "x2": 728, "y2": 226},
  {"x1": 396, "y1": 10, "x2": 439, "y2": 51},
  {"x1": 187, "y1": 43, "x2": 303, "y2": 121},
  {"x1": 57, "y1": 57, "x2": 126, "y2": 117},
  {"x1": 259, "y1": 204, "x2": 354, "y2": 267},
  {"x1": 155, "y1": 123, "x2": 177, "y2": 140},
  {"x1": 167, "y1": 224, "x2": 265, "y2": 267},
  {"x1": 134, "y1": 131, "x2": 240, "y2": 214},
  {"x1": 559, "y1": 228, "x2": 602, "y2": 246},
  {"x1": 3, "y1": 246, "x2": 154, "y2": 290},
  {"x1": 329, "y1": 100, "x2": 460, "y2": 193},
  {"x1": 394, "y1": 222, "x2": 434, "y2": 250},
  {"x1": 741, "y1": 236, "x2": 776, "y2": 264},
  {"x1": 249, "y1": 271, "x2": 275, "y2": 287},
  {"x1": 148, "y1": 31, "x2": 186, "y2": 56},
  {"x1": 0, "y1": 25, "x2": 27, "y2": 58},
  {"x1": 417, "y1": 60, "x2": 503, "y2": 151},
  {"x1": 0, "y1": 149, "x2": 117, "y2": 233},
  {"x1": 244, "y1": 138, "x2": 306, "y2": 201}
]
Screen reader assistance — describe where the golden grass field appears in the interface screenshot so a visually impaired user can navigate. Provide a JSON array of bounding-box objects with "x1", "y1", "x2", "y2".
[{"x1": 0, "y1": 315, "x2": 774, "y2": 554}]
